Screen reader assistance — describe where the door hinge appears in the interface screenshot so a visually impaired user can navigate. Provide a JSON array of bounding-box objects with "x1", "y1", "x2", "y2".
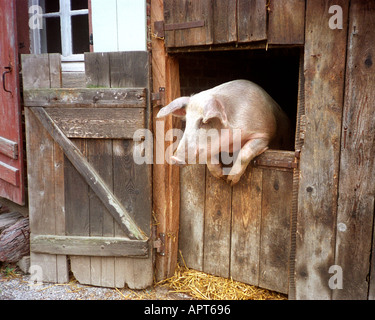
[
  {"x1": 154, "y1": 20, "x2": 205, "y2": 39},
  {"x1": 152, "y1": 87, "x2": 165, "y2": 107},
  {"x1": 152, "y1": 226, "x2": 165, "y2": 256}
]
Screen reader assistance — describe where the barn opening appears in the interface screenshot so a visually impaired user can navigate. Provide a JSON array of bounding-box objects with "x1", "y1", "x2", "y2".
[
  {"x1": 174, "y1": 46, "x2": 302, "y2": 295},
  {"x1": 176, "y1": 47, "x2": 301, "y2": 151}
]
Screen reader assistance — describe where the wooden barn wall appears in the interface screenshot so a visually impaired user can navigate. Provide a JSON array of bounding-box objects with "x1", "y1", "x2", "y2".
[
  {"x1": 334, "y1": 1, "x2": 375, "y2": 300},
  {"x1": 160, "y1": 0, "x2": 375, "y2": 299},
  {"x1": 163, "y1": 0, "x2": 305, "y2": 47},
  {"x1": 296, "y1": 0, "x2": 375, "y2": 300}
]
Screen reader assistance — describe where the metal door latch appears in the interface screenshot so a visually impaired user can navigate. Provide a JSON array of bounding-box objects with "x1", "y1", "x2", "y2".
[{"x1": 2, "y1": 64, "x2": 12, "y2": 95}]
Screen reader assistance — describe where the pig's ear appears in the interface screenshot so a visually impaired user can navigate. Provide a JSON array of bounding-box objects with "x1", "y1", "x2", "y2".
[
  {"x1": 203, "y1": 97, "x2": 228, "y2": 126},
  {"x1": 156, "y1": 97, "x2": 190, "y2": 118}
]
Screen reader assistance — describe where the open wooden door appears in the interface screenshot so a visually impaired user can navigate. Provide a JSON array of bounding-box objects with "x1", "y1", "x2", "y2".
[
  {"x1": 22, "y1": 52, "x2": 153, "y2": 289},
  {"x1": 0, "y1": 0, "x2": 25, "y2": 205}
]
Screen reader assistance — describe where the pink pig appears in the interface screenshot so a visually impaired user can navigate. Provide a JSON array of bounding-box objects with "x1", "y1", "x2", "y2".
[{"x1": 156, "y1": 80, "x2": 291, "y2": 185}]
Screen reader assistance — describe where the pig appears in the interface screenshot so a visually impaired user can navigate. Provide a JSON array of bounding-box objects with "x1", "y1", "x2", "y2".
[{"x1": 156, "y1": 79, "x2": 291, "y2": 185}]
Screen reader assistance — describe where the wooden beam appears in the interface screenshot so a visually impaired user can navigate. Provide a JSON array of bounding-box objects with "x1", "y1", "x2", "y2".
[
  {"x1": 152, "y1": 0, "x2": 181, "y2": 281},
  {"x1": 30, "y1": 234, "x2": 149, "y2": 257},
  {"x1": 23, "y1": 87, "x2": 146, "y2": 108},
  {"x1": 45, "y1": 107, "x2": 145, "y2": 139},
  {"x1": 30, "y1": 107, "x2": 147, "y2": 241}
]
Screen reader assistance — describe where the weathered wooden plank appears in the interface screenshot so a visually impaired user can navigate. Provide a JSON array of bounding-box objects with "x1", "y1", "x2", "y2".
[
  {"x1": 26, "y1": 107, "x2": 59, "y2": 283},
  {"x1": 64, "y1": 138, "x2": 91, "y2": 284},
  {"x1": 45, "y1": 107, "x2": 145, "y2": 139},
  {"x1": 31, "y1": 107, "x2": 147, "y2": 241},
  {"x1": 259, "y1": 169, "x2": 292, "y2": 294},
  {"x1": 109, "y1": 51, "x2": 149, "y2": 88},
  {"x1": 268, "y1": 0, "x2": 305, "y2": 44},
  {"x1": 85, "y1": 52, "x2": 110, "y2": 87},
  {"x1": 253, "y1": 150, "x2": 296, "y2": 171},
  {"x1": 0, "y1": 137, "x2": 18, "y2": 159},
  {"x1": 152, "y1": 0, "x2": 182, "y2": 281},
  {"x1": 53, "y1": 139, "x2": 68, "y2": 283},
  {"x1": 113, "y1": 139, "x2": 153, "y2": 289},
  {"x1": 87, "y1": 139, "x2": 115, "y2": 287},
  {"x1": 23, "y1": 88, "x2": 147, "y2": 108},
  {"x1": 296, "y1": 0, "x2": 349, "y2": 300},
  {"x1": 48, "y1": 53, "x2": 62, "y2": 88},
  {"x1": 164, "y1": 0, "x2": 213, "y2": 47},
  {"x1": 237, "y1": 0, "x2": 267, "y2": 43},
  {"x1": 179, "y1": 164, "x2": 206, "y2": 271},
  {"x1": 231, "y1": 166, "x2": 262, "y2": 285},
  {"x1": 334, "y1": 0, "x2": 375, "y2": 300},
  {"x1": 213, "y1": 0, "x2": 237, "y2": 44},
  {"x1": 0, "y1": 161, "x2": 19, "y2": 186},
  {"x1": 203, "y1": 170, "x2": 232, "y2": 278},
  {"x1": 21, "y1": 54, "x2": 50, "y2": 88},
  {"x1": 30, "y1": 235, "x2": 148, "y2": 257}
]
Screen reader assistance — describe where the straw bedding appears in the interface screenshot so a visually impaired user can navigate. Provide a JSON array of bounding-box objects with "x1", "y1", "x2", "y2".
[{"x1": 158, "y1": 263, "x2": 287, "y2": 300}]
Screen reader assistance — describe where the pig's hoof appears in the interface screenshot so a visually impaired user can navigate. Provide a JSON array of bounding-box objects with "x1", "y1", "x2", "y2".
[{"x1": 227, "y1": 174, "x2": 241, "y2": 186}]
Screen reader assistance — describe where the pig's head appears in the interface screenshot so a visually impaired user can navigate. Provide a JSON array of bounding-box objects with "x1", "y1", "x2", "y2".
[{"x1": 156, "y1": 95, "x2": 228, "y2": 165}]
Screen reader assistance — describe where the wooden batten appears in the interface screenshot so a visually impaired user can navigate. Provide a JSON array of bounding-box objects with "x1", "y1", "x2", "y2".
[
  {"x1": 23, "y1": 87, "x2": 147, "y2": 108},
  {"x1": 30, "y1": 234, "x2": 149, "y2": 258}
]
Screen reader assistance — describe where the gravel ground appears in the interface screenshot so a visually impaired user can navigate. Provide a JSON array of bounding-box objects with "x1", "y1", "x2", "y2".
[{"x1": 0, "y1": 265, "x2": 191, "y2": 300}]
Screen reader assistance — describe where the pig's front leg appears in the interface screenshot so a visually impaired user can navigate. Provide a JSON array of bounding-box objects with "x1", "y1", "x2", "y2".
[{"x1": 227, "y1": 138, "x2": 269, "y2": 185}]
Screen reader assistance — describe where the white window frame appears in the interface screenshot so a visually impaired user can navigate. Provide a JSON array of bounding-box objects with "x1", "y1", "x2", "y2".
[{"x1": 29, "y1": 0, "x2": 89, "y2": 58}]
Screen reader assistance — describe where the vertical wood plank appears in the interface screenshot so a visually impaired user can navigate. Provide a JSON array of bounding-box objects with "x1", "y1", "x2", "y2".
[
  {"x1": 259, "y1": 169, "x2": 292, "y2": 294},
  {"x1": 334, "y1": 0, "x2": 375, "y2": 300},
  {"x1": 21, "y1": 54, "x2": 50, "y2": 88},
  {"x1": 268, "y1": 0, "x2": 305, "y2": 45},
  {"x1": 231, "y1": 166, "x2": 262, "y2": 285},
  {"x1": 152, "y1": 0, "x2": 181, "y2": 282},
  {"x1": 88, "y1": 139, "x2": 115, "y2": 288},
  {"x1": 213, "y1": 0, "x2": 237, "y2": 44},
  {"x1": 85, "y1": 52, "x2": 110, "y2": 87},
  {"x1": 296, "y1": 0, "x2": 349, "y2": 300},
  {"x1": 237, "y1": 0, "x2": 267, "y2": 43},
  {"x1": 203, "y1": 171, "x2": 232, "y2": 278},
  {"x1": 24, "y1": 53, "x2": 68, "y2": 283},
  {"x1": 65, "y1": 139, "x2": 91, "y2": 285},
  {"x1": 164, "y1": 0, "x2": 213, "y2": 47},
  {"x1": 85, "y1": 51, "x2": 115, "y2": 288},
  {"x1": 179, "y1": 164, "x2": 206, "y2": 271},
  {"x1": 109, "y1": 51, "x2": 149, "y2": 88},
  {"x1": 113, "y1": 139, "x2": 153, "y2": 289},
  {"x1": 26, "y1": 107, "x2": 58, "y2": 282}
]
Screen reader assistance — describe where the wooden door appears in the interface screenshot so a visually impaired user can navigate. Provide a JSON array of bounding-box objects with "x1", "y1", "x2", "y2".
[
  {"x1": 22, "y1": 52, "x2": 153, "y2": 289},
  {"x1": 0, "y1": 0, "x2": 25, "y2": 205}
]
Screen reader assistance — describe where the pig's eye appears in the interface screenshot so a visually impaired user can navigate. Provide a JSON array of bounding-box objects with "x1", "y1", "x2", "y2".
[{"x1": 198, "y1": 118, "x2": 204, "y2": 128}]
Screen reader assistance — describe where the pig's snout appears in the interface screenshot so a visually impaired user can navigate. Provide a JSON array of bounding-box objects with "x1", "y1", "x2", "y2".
[{"x1": 170, "y1": 155, "x2": 186, "y2": 167}]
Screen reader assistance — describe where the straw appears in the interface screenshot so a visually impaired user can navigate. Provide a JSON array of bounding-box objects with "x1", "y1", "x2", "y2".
[{"x1": 158, "y1": 263, "x2": 287, "y2": 300}]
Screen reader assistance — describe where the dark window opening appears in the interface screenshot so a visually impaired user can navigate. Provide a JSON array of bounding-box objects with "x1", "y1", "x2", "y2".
[
  {"x1": 46, "y1": 17, "x2": 62, "y2": 54},
  {"x1": 177, "y1": 48, "x2": 301, "y2": 151},
  {"x1": 72, "y1": 15, "x2": 90, "y2": 54},
  {"x1": 71, "y1": 0, "x2": 88, "y2": 10},
  {"x1": 45, "y1": 0, "x2": 60, "y2": 13}
]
